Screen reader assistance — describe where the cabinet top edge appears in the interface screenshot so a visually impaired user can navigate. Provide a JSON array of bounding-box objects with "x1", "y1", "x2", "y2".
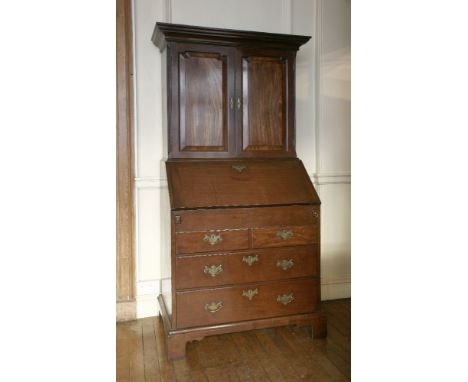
[{"x1": 152, "y1": 22, "x2": 311, "y2": 52}]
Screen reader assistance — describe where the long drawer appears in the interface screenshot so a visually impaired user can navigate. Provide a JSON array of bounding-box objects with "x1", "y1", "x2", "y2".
[
  {"x1": 173, "y1": 205, "x2": 320, "y2": 232},
  {"x1": 175, "y1": 245, "x2": 319, "y2": 289},
  {"x1": 176, "y1": 278, "x2": 320, "y2": 329}
]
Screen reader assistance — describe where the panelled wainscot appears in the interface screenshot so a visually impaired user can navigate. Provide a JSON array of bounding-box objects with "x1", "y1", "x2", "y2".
[{"x1": 152, "y1": 23, "x2": 326, "y2": 360}]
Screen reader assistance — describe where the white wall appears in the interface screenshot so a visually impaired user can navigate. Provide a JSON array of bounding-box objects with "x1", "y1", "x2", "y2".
[
  {"x1": 133, "y1": 0, "x2": 351, "y2": 317},
  {"x1": 313, "y1": 0, "x2": 351, "y2": 299}
]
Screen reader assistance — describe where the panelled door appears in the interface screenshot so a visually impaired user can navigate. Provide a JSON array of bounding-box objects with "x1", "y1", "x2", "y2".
[
  {"x1": 169, "y1": 44, "x2": 236, "y2": 158},
  {"x1": 168, "y1": 44, "x2": 296, "y2": 158},
  {"x1": 236, "y1": 48, "x2": 296, "y2": 157}
]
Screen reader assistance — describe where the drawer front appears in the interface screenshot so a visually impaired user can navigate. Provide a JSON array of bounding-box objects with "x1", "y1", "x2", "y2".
[
  {"x1": 252, "y1": 225, "x2": 318, "y2": 248},
  {"x1": 173, "y1": 205, "x2": 319, "y2": 232},
  {"x1": 175, "y1": 245, "x2": 319, "y2": 289},
  {"x1": 176, "y1": 229, "x2": 249, "y2": 254},
  {"x1": 176, "y1": 278, "x2": 319, "y2": 329}
]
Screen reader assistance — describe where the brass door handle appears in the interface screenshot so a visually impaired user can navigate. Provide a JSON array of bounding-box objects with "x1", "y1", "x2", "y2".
[
  {"x1": 276, "y1": 229, "x2": 294, "y2": 240},
  {"x1": 242, "y1": 254, "x2": 259, "y2": 266},
  {"x1": 204, "y1": 264, "x2": 223, "y2": 277},
  {"x1": 203, "y1": 233, "x2": 223, "y2": 245},
  {"x1": 204, "y1": 301, "x2": 224, "y2": 313},
  {"x1": 276, "y1": 259, "x2": 294, "y2": 271},
  {"x1": 242, "y1": 288, "x2": 258, "y2": 301},
  {"x1": 277, "y1": 293, "x2": 294, "y2": 306}
]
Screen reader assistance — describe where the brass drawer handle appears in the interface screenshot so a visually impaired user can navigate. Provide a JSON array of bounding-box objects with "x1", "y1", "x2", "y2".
[
  {"x1": 276, "y1": 259, "x2": 294, "y2": 271},
  {"x1": 230, "y1": 97, "x2": 234, "y2": 110},
  {"x1": 312, "y1": 210, "x2": 319, "y2": 218},
  {"x1": 276, "y1": 229, "x2": 294, "y2": 240},
  {"x1": 204, "y1": 301, "x2": 224, "y2": 313},
  {"x1": 242, "y1": 288, "x2": 258, "y2": 301},
  {"x1": 203, "y1": 233, "x2": 223, "y2": 246},
  {"x1": 277, "y1": 293, "x2": 294, "y2": 306},
  {"x1": 232, "y1": 164, "x2": 247, "y2": 173},
  {"x1": 242, "y1": 254, "x2": 259, "y2": 266},
  {"x1": 237, "y1": 97, "x2": 241, "y2": 110},
  {"x1": 204, "y1": 264, "x2": 223, "y2": 278}
]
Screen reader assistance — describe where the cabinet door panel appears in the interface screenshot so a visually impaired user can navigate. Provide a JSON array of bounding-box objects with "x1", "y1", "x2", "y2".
[
  {"x1": 169, "y1": 44, "x2": 235, "y2": 158},
  {"x1": 235, "y1": 49, "x2": 296, "y2": 158},
  {"x1": 179, "y1": 51, "x2": 228, "y2": 151},
  {"x1": 241, "y1": 54, "x2": 289, "y2": 154}
]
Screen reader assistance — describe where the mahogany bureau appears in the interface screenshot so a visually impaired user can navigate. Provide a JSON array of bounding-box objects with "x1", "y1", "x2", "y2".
[{"x1": 152, "y1": 23, "x2": 326, "y2": 360}]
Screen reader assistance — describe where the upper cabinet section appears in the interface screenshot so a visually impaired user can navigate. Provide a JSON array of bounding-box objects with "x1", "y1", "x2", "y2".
[{"x1": 152, "y1": 23, "x2": 311, "y2": 159}]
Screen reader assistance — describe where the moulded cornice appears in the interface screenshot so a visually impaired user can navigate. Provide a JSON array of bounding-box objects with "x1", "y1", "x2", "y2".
[{"x1": 152, "y1": 22, "x2": 311, "y2": 52}]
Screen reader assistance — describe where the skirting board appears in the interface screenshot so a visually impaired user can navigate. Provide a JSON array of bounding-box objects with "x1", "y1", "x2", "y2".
[
  {"x1": 321, "y1": 280, "x2": 351, "y2": 301},
  {"x1": 136, "y1": 294, "x2": 159, "y2": 318},
  {"x1": 136, "y1": 279, "x2": 170, "y2": 319},
  {"x1": 135, "y1": 278, "x2": 351, "y2": 319}
]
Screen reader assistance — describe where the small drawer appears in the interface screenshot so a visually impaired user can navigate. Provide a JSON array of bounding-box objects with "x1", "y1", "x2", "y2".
[
  {"x1": 176, "y1": 229, "x2": 249, "y2": 254},
  {"x1": 252, "y1": 225, "x2": 318, "y2": 248},
  {"x1": 175, "y1": 245, "x2": 319, "y2": 289},
  {"x1": 176, "y1": 278, "x2": 320, "y2": 329}
]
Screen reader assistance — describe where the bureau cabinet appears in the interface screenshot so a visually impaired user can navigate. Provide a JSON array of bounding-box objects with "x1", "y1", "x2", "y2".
[{"x1": 152, "y1": 23, "x2": 326, "y2": 360}]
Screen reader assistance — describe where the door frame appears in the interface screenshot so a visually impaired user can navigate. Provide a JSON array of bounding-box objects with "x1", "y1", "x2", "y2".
[{"x1": 116, "y1": 0, "x2": 135, "y2": 321}]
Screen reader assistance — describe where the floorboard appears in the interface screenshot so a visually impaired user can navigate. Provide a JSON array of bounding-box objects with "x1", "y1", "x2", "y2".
[{"x1": 117, "y1": 299, "x2": 351, "y2": 381}]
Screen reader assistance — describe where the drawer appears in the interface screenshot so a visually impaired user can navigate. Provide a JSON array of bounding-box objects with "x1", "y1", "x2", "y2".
[
  {"x1": 176, "y1": 229, "x2": 249, "y2": 254},
  {"x1": 252, "y1": 225, "x2": 318, "y2": 248},
  {"x1": 175, "y1": 245, "x2": 319, "y2": 289},
  {"x1": 173, "y1": 205, "x2": 319, "y2": 232},
  {"x1": 176, "y1": 278, "x2": 319, "y2": 329}
]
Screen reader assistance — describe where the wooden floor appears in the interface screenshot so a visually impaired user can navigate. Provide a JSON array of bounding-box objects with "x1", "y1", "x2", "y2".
[{"x1": 117, "y1": 299, "x2": 350, "y2": 381}]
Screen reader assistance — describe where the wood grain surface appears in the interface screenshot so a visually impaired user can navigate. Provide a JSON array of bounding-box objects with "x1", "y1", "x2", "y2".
[
  {"x1": 179, "y1": 51, "x2": 228, "y2": 152},
  {"x1": 242, "y1": 56, "x2": 286, "y2": 152},
  {"x1": 166, "y1": 159, "x2": 320, "y2": 210}
]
